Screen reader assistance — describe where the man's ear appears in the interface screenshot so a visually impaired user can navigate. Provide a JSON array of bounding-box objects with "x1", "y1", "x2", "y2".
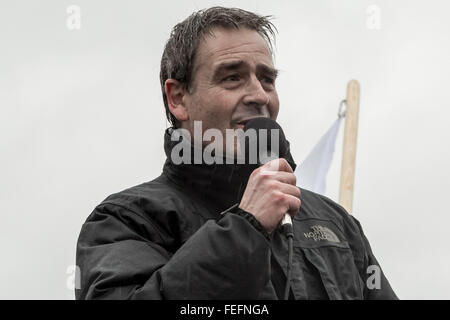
[{"x1": 165, "y1": 79, "x2": 189, "y2": 122}]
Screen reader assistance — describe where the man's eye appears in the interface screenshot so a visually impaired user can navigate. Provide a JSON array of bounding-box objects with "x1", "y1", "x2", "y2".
[
  {"x1": 223, "y1": 74, "x2": 241, "y2": 82},
  {"x1": 262, "y1": 77, "x2": 275, "y2": 84}
]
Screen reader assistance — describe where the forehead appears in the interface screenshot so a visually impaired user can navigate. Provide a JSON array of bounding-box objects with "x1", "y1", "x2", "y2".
[{"x1": 193, "y1": 27, "x2": 274, "y2": 75}]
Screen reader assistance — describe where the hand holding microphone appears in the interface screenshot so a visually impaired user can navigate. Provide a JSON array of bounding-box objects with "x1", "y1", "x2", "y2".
[
  {"x1": 238, "y1": 158, "x2": 301, "y2": 234},
  {"x1": 237, "y1": 117, "x2": 301, "y2": 235}
]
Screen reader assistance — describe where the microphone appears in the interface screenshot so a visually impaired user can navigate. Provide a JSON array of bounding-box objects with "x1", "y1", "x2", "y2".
[
  {"x1": 242, "y1": 117, "x2": 297, "y2": 229},
  {"x1": 242, "y1": 117, "x2": 296, "y2": 300}
]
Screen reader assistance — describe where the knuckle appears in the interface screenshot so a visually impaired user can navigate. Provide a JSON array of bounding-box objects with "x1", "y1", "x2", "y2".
[
  {"x1": 264, "y1": 179, "x2": 277, "y2": 190},
  {"x1": 259, "y1": 171, "x2": 271, "y2": 181},
  {"x1": 291, "y1": 173, "x2": 297, "y2": 185},
  {"x1": 252, "y1": 168, "x2": 265, "y2": 182},
  {"x1": 296, "y1": 198, "x2": 302, "y2": 209},
  {"x1": 249, "y1": 169, "x2": 259, "y2": 181},
  {"x1": 272, "y1": 191, "x2": 285, "y2": 203}
]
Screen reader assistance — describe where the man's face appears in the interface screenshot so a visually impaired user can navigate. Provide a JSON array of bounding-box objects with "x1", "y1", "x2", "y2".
[{"x1": 181, "y1": 27, "x2": 280, "y2": 150}]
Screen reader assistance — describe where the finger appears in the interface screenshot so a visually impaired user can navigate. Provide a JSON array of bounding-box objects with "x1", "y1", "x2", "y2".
[
  {"x1": 277, "y1": 183, "x2": 301, "y2": 198},
  {"x1": 285, "y1": 194, "x2": 301, "y2": 216},
  {"x1": 271, "y1": 172, "x2": 297, "y2": 186},
  {"x1": 262, "y1": 158, "x2": 293, "y2": 173}
]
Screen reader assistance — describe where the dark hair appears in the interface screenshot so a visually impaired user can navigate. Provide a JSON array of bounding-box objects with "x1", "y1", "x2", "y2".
[{"x1": 159, "y1": 6, "x2": 278, "y2": 127}]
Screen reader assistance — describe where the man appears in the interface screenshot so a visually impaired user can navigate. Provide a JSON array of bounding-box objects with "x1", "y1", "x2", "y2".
[{"x1": 75, "y1": 6, "x2": 397, "y2": 299}]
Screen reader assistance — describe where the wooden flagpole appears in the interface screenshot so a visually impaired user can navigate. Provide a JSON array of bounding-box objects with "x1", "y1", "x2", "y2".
[{"x1": 338, "y1": 80, "x2": 360, "y2": 214}]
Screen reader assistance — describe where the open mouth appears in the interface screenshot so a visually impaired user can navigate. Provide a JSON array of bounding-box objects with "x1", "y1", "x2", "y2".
[
  {"x1": 235, "y1": 117, "x2": 267, "y2": 128},
  {"x1": 237, "y1": 120, "x2": 249, "y2": 126},
  {"x1": 235, "y1": 120, "x2": 249, "y2": 130}
]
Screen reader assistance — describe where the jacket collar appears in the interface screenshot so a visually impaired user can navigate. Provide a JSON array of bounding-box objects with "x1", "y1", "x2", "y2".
[{"x1": 162, "y1": 127, "x2": 296, "y2": 215}]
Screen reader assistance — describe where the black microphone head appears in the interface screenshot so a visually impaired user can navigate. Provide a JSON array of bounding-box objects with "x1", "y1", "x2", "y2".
[
  {"x1": 240, "y1": 117, "x2": 295, "y2": 171},
  {"x1": 233, "y1": 117, "x2": 296, "y2": 201},
  {"x1": 243, "y1": 117, "x2": 288, "y2": 161}
]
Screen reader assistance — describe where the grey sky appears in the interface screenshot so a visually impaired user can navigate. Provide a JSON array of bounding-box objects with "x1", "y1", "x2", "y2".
[{"x1": 1, "y1": 0, "x2": 449, "y2": 299}]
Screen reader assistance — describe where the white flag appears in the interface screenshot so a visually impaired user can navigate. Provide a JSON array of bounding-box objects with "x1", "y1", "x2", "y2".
[{"x1": 295, "y1": 118, "x2": 342, "y2": 195}]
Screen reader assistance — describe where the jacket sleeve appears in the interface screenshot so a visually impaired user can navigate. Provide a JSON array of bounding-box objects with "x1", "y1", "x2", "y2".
[
  {"x1": 75, "y1": 203, "x2": 271, "y2": 300},
  {"x1": 351, "y1": 217, "x2": 399, "y2": 300}
]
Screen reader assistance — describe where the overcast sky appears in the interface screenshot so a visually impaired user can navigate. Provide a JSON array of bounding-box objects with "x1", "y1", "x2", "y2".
[{"x1": 1, "y1": 0, "x2": 449, "y2": 299}]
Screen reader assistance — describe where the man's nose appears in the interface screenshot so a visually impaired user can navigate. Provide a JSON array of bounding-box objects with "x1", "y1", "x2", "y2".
[{"x1": 242, "y1": 75, "x2": 270, "y2": 108}]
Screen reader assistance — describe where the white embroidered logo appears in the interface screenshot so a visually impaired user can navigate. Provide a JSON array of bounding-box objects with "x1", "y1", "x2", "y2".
[{"x1": 303, "y1": 225, "x2": 340, "y2": 243}]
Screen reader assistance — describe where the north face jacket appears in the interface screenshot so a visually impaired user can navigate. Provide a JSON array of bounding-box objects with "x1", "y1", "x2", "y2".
[{"x1": 75, "y1": 128, "x2": 398, "y2": 300}]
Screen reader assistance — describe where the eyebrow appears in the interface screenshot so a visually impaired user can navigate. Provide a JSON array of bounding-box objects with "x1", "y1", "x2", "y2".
[{"x1": 211, "y1": 60, "x2": 279, "y2": 82}]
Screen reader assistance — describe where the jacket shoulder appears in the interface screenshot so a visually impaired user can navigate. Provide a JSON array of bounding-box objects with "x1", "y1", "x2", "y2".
[
  {"x1": 82, "y1": 174, "x2": 199, "y2": 247},
  {"x1": 298, "y1": 188, "x2": 354, "y2": 223},
  {"x1": 98, "y1": 175, "x2": 185, "y2": 218}
]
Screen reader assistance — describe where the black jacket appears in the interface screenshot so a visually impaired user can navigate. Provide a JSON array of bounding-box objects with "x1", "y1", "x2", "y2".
[{"x1": 75, "y1": 128, "x2": 398, "y2": 299}]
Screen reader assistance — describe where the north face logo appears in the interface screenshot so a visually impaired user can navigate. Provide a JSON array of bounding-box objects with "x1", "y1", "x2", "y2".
[{"x1": 303, "y1": 225, "x2": 340, "y2": 243}]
